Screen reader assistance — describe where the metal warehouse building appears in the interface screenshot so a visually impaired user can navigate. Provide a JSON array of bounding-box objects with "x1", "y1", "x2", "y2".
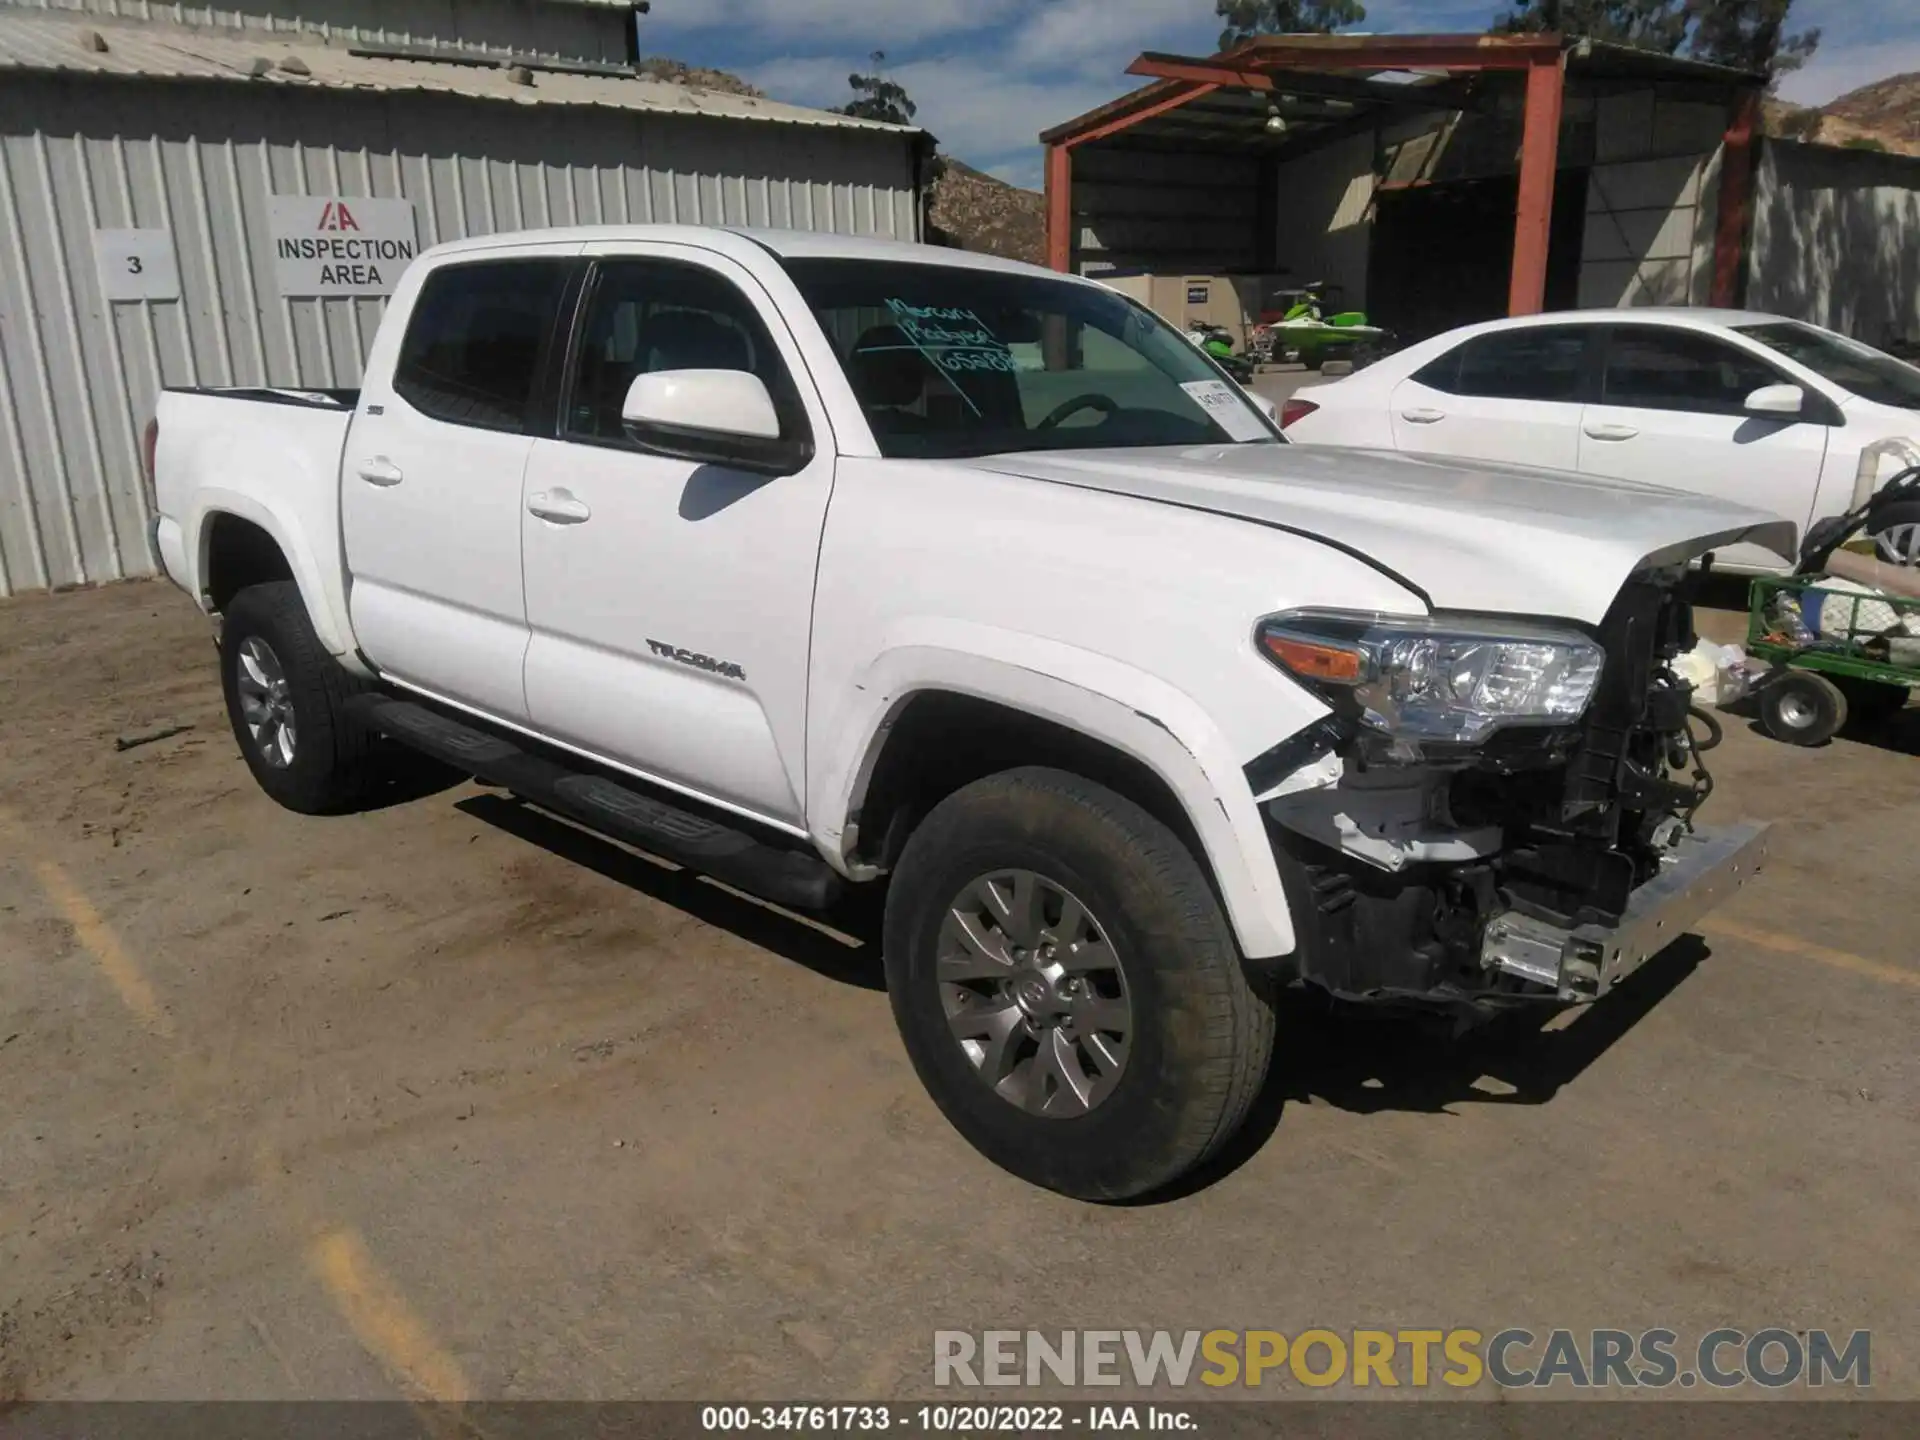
[
  {"x1": 0, "y1": 0, "x2": 927, "y2": 595},
  {"x1": 1042, "y1": 33, "x2": 1920, "y2": 362}
]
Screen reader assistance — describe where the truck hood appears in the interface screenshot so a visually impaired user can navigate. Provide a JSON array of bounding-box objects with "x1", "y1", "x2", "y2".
[{"x1": 965, "y1": 443, "x2": 1797, "y2": 624}]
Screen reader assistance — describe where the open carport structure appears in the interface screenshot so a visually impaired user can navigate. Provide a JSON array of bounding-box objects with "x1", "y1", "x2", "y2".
[{"x1": 1041, "y1": 32, "x2": 1768, "y2": 332}]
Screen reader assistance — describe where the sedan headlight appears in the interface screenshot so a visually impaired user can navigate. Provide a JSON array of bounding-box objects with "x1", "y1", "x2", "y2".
[{"x1": 1257, "y1": 611, "x2": 1606, "y2": 746}]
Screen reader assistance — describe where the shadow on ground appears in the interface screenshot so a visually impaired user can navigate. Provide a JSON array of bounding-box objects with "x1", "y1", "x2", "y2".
[
  {"x1": 460, "y1": 787, "x2": 1711, "y2": 1201},
  {"x1": 457, "y1": 791, "x2": 887, "y2": 993},
  {"x1": 1133, "y1": 937, "x2": 1711, "y2": 1204}
]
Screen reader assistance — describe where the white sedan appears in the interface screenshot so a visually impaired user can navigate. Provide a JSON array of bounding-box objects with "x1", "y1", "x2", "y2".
[{"x1": 1281, "y1": 308, "x2": 1920, "y2": 572}]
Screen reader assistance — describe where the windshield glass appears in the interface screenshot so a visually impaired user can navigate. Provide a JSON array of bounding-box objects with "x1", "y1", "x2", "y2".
[
  {"x1": 1736, "y1": 321, "x2": 1920, "y2": 410},
  {"x1": 783, "y1": 259, "x2": 1280, "y2": 460}
]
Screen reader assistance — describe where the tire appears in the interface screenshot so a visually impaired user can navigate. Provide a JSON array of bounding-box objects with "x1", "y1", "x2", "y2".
[
  {"x1": 1869, "y1": 499, "x2": 1920, "y2": 566},
  {"x1": 219, "y1": 581, "x2": 381, "y2": 814},
  {"x1": 1760, "y1": 671, "x2": 1848, "y2": 747},
  {"x1": 883, "y1": 767, "x2": 1274, "y2": 1200},
  {"x1": 1833, "y1": 675, "x2": 1911, "y2": 729}
]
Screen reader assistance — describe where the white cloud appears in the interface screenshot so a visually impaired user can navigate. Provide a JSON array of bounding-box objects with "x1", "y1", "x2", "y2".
[{"x1": 1006, "y1": 0, "x2": 1212, "y2": 70}]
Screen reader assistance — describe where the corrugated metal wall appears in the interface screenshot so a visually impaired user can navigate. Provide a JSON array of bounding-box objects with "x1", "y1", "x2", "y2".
[
  {"x1": 0, "y1": 0, "x2": 631, "y2": 64},
  {"x1": 1070, "y1": 146, "x2": 1264, "y2": 276},
  {"x1": 0, "y1": 76, "x2": 921, "y2": 594},
  {"x1": 1750, "y1": 139, "x2": 1920, "y2": 351}
]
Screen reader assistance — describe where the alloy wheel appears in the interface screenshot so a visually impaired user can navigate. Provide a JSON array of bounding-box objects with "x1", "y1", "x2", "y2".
[
  {"x1": 236, "y1": 636, "x2": 298, "y2": 769},
  {"x1": 938, "y1": 869, "x2": 1133, "y2": 1119}
]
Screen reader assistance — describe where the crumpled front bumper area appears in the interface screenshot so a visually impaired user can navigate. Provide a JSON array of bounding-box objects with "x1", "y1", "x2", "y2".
[{"x1": 1481, "y1": 822, "x2": 1771, "y2": 1003}]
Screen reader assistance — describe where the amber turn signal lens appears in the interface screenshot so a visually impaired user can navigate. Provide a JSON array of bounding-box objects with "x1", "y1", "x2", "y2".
[{"x1": 1260, "y1": 632, "x2": 1366, "y2": 684}]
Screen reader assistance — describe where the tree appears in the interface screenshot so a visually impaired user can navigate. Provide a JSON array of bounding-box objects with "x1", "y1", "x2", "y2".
[
  {"x1": 1217, "y1": 0, "x2": 1367, "y2": 51},
  {"x1": 1492, "y1": 0, "x2": 1687, "y2": 52},
  {"x1": 834, "y1": 51, "x2": 917, "y2": 126},
  {"x1": 1489, "y1": 0, "x2": 1819, "y2": 81},
  {"x1": 1684, "y1": 0, "x2": 1820, "y2": 80}
]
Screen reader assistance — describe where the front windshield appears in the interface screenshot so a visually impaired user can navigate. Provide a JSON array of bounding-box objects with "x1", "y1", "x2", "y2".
[
  {"x1": 784, "y1": 259, "x2": 1281, "y2": 460},
  {"x1": 1736, "y1": 321, "x2": 1920, "y2": 411}
]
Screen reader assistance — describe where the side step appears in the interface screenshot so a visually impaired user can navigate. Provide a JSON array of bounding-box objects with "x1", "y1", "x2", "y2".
[{"x1": 347, "y1": 696, "x2": 843, "y2": 912}]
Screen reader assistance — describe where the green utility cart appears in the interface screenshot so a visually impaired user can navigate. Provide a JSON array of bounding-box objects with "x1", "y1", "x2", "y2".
[{"x1": 1748, "y1": 575, "x2": 1919, "y2": 746}]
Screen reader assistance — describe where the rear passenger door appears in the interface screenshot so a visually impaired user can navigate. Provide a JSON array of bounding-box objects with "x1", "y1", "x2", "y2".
[
  {"x1": 1579, "y1": 325, "x2": 1831, "y2": 571},
  {"x1": 1388, "y1": 325, "x2": 1594, "y2": 471},
  {"x1": 344, "y1": 252, "x2": 578, "y2": 721}
]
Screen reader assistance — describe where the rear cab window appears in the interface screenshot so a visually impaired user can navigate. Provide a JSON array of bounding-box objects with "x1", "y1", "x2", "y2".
[
  {"x1": 394, "y1": 259, "x2": 572, "y2": 433},
  {"x1": 1412, "y1": 326, "x2": 1592, "y2": 403}
]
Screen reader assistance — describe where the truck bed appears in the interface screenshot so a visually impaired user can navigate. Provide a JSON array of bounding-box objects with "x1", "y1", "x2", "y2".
[
  {"x1": 164, "y1": 386, "x2": 360, "y2": 411},
  {"x1": 151, "y1": 386, "x2": 361, "y2": 658}
]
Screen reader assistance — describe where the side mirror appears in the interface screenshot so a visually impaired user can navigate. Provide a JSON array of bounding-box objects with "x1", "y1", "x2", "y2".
[
  {"x1": 1745, "y1": 383, "x2": 1806, "y2": 419},
  {"x1": 621, "y1": 370, "x2": 812, "y2": 476}
]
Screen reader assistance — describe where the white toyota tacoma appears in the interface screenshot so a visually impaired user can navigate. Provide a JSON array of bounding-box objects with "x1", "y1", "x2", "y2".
[{"x1": 150, "y1": 226, "x2": 1787, "y2": 1199}]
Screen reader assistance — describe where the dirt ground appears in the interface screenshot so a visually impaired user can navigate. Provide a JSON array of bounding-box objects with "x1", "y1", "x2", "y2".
[{"x1": 2, "y1": 579, "x2": 1918, "y2": 1403}]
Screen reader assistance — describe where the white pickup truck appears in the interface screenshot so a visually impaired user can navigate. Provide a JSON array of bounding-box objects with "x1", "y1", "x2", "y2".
[{"x1": 151, "y1": 226, "x2": 1788, "y2": 1200}]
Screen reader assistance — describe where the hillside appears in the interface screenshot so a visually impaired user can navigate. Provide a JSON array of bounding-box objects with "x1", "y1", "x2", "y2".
[
  {"x1": 929, "y1": 159, "x2": 1047, "y2": 266},
  {"x1": 1823, "y1": 72, "x2": 1920, "y2": 151},
  {"x1": 1766, "y1": 72, "x2": 1920, "y2": 157}
]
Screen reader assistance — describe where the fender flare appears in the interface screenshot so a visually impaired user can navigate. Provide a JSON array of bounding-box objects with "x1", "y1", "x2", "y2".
[
  {"x1": 190, "y1": 487, "x2": 356, "y2": 661},
  {"x1": 811, "y1": 621, "x2": 1304, "y2": 959}
]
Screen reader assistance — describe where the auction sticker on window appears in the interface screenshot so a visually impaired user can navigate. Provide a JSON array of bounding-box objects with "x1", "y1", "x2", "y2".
[
  {"x1": 268, "y1": 196, "x2": 419, "y2": 298},
  {"x1": 1181, "y1": 379, "x2": 1271, "y2": 441}
]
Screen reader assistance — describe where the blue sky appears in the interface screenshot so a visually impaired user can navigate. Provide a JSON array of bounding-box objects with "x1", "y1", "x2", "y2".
[{"x1": 641, "y1": 0, "x2": 1920, "y2": 188}]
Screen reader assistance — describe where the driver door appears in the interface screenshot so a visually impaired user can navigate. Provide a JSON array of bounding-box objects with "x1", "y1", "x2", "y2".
[
  {"x1": 1578, "y1": 325, "x2": 1831, "y2": 571},
  {"x1": 519, "y1": 244, "x2": 835, "y2": 828}
]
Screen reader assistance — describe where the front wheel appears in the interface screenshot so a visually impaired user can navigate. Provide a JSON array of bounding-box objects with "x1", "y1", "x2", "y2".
[
  {"x1": 883, "y1": 768, "x2": 1274, "y2": 1200},
  {"x1": 219, "y1": 581, "x2": 381, "y2": 814}
]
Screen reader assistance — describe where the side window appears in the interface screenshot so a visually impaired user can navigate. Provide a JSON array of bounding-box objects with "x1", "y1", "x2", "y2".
[
  {"x1": 393, "y1": 260, "x2": 569, "y2": 433},
  {"x1": 1603, "y1": 328, "x2": 1784, "y2": 416},
  {"x1": 564, "y1": 259, "x2": 805, "y2": 444},
  {"x1": 1447, "y1": 329, "x2": 1591, "y2": 402}
]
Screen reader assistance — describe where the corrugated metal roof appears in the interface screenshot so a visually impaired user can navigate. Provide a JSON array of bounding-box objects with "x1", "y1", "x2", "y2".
[{"x1": 0, "y1": 11, "x2": 919, "y2": 133}]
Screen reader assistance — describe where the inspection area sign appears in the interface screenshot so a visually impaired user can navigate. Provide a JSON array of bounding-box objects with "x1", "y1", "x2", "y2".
[{"x1": 268, "y1": 197, "x2": 419, "y2": 297}]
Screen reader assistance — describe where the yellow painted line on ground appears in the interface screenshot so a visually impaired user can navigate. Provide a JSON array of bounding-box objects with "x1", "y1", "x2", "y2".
[
  {"x1": 2, "y1": 807, "x2": 472, "y2": 1408},
  {"x1": 1704, "y1": 918, "x2": 1920, "y2": 990},
  {"x1": 28, "y1": 857, "x2": 177, "y2": 1041},
  {"x1": 307, "y1": 1226, "x2": 474, "y2": 1403}
]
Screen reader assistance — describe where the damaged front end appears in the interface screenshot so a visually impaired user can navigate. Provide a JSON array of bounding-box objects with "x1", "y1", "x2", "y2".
[{"x1": 1252, "y1": 571, "x2": 1769, "y2": 1021}]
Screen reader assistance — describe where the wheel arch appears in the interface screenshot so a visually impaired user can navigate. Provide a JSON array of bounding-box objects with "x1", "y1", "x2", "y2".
[
  {"x1": 813, "y1": 639, "x2": 1300, "y2": 959},
  {"x1": 190, "y1": 492, "x2": 358, "y2": 663}
]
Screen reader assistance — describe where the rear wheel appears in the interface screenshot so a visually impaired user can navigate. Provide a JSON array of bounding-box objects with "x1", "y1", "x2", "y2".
[
  {"x1": 220, "y1": 581, "x2": 381, "y2": 814},
  {"x1": 883, "y1": 767, "x2": 1274, "y2": 1200},
  {"x1": 1760, "y1": 671, "x2": 1848, "y2": 747}
]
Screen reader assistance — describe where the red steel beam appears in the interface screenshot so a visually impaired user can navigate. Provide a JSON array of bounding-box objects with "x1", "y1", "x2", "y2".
[
  {"x1": 1063, "y1": 81, "x2": 1221, "y2": 150},
  {"x1": 1712, "y1": 87, "x2": 1764, "y2": 307},
  {"x1": 1046, "y1": 143, "x2": 1072, "y2": 273},
  {"x1": 1509, "y1": 52, "x2": 1566, "y2": 316}
]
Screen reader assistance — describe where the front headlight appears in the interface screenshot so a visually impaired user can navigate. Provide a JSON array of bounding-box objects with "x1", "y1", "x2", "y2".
[{"x1": 1257, "y1": 611, "x2": 1606, "y2": 746}]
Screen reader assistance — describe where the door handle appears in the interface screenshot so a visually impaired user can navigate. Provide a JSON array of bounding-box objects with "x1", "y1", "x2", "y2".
[
  {"x1": 1584, "y1": 423, "x2": 1640, "y2": 442},
  {"x1": 357, "y1": 457, "x2": 404, "y2": 487},
  {"x1": 527, "y1": 491, "x2": 592, "y2": 526},
  {"x1": 1400, "y1": 408, "x2": 1446, "y2": 425}
]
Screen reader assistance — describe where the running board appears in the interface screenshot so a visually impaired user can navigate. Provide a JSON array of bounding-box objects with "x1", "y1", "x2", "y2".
[{"x1": 347, "y1": 696, "x2": 843, "y2": 912}]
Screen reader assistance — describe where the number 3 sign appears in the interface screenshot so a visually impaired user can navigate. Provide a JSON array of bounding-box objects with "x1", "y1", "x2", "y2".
[{"x1": 93, "y1": 229, "x2": 181, "y2": 302}]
